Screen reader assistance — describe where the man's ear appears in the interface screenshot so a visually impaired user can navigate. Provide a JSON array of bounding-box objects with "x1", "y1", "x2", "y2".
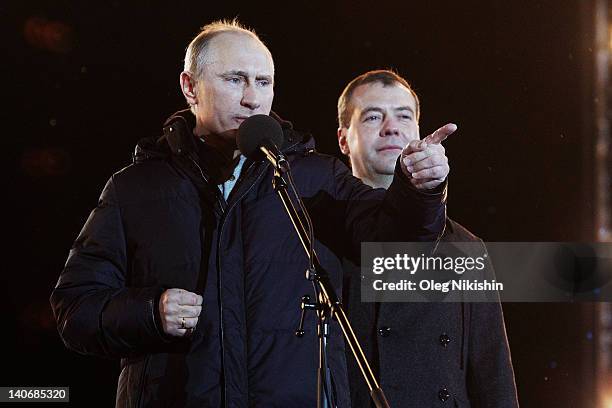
[
  {"x1": 338, "y1": 127, "x2": 350, "y2": 156},
  {"x1": 180, "y1": 71, "x2": 198, "y2": 106}
]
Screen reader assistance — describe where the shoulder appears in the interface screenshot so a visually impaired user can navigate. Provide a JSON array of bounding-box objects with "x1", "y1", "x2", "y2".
[
  {"x1": 109, "y1": 159, "x2": 197, "y2": 207},
  {"x1": 443, "y1": 218, "x2": 483, "y2": 242},
  {"x1": 112, "y1": 159, "x2": 175, "y2": 186},
  {"x1": 290, "y1": 149, "x2": 352, "y2": 182}
]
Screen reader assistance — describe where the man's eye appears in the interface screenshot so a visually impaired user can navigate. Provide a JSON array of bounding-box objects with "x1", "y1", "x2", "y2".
[
  {"x1": 257, "y1": 79, "x2": 271, "y2": 87},
  {"x1": 225, "y1": 77, "x2": 242, "y2": 84},
  {"x1": 400, "y1": 114, "x2": 413, "y2": 121},
  {"x1": 364, "y1": 116, "x2": 381, "y2": 122}
]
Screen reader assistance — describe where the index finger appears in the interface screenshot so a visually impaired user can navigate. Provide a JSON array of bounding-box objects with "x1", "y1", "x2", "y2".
[
  {"x1": 422, "y1": 123, "x2": 457, "y2": 145},
  {"x1": 179, "y1": 291, "x2": 203, "y2": 306}
]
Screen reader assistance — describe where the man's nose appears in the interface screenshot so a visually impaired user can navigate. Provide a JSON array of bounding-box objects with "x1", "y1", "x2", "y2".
[
  {"x1": 241, "y1": 84, "x2": 261, "y2": 110},
  {"x1": 380, "y1": 118, "x2": 400, "y2": 137}
]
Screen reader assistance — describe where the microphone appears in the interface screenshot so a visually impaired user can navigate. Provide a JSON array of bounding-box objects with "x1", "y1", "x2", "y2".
[{"x1": 237, "y1": 114, "x2": 289, "y2": 172}]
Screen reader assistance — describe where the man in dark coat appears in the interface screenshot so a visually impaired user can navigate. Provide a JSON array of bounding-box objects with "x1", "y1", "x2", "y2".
[
  {"x1": 50, "y1": 22, "x2": 451, "y2": 407},
  {"x1": 337, "y1": 70, "x2": 519, "y2": 407}
]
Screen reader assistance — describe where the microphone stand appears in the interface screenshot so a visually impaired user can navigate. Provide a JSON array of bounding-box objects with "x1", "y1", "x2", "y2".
[{"x1": 270, "y1": 160, "x2": 390, "y2": 408}]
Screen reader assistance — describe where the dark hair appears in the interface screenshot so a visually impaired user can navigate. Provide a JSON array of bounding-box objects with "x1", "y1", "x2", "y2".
[{"x1": 337, "y1": 69, "x2": 420, "y2": 128}]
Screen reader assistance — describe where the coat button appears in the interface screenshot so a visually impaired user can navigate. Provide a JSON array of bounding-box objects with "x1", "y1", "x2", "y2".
[
  {"x1": 438, "y1": 387, "x2": 450, "y2": 402},
  {"x1": 439, "y1": 333, "x2": 451, "y2": 347},
  {"x1": 378, "y1": 326, "x2": 391, "y2": 337}
]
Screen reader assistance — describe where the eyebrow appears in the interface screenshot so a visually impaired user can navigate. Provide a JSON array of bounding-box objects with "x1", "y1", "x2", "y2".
[
  {"x1": 395, "y1": 106, "x2": 415, "y2": 114},
  {"x1": 220, "y1": 70, "x2": 274, "y2": 83},
  {"x1": 360, "y1": 106, "x2": 415, "y2": 117}
]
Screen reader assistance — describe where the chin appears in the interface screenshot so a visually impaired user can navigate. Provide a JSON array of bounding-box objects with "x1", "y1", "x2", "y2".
[
  {"x1": 380, "y1": 161, "x2": 398, "y2": 174},
  {"x1": 374, "y1": 165, "x2": 396, "y2": 176}
]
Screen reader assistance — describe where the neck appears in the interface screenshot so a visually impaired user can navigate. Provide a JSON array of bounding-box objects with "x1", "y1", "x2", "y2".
[
  {"x1": 194, "y1": 127, "x2": 240, "y2": 160},
  {"x1": 357, "y1": 173, "x2": 393, "y2": 190}
]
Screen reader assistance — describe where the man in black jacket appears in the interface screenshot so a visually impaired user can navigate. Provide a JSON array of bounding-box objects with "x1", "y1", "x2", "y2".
[
  {"x1": 51, "y1": 22, "x2": 450, "y2": 407},
  {"x1": 337, "y1": 69, "x2": 519, "y2": 407}
]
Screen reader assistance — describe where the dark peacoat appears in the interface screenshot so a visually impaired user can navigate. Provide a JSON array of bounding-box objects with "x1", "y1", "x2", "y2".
[{"x1": 343, "y1": 219, "x2": 519, "y2": 407}]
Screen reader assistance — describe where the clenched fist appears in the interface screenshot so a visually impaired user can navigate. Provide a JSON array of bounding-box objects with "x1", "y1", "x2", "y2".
[{"x1": 158, "y1": 288, "x2": 203, "y2": 337}]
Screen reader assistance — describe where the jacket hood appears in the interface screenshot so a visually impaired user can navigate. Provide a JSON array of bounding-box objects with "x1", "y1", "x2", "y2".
[{"x1": 133, "y1": 109, "x2": 315, "y2": 164}]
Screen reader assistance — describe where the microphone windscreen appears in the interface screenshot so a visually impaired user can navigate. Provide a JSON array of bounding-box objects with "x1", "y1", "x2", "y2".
[{"x1": 237, "y1": 114, "x2": 284, "y2": 161}]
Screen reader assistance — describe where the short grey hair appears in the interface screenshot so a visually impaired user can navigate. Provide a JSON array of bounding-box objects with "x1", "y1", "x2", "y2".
[{"x1": 184, "y1": 18, "x2": 264, "y2": 78}]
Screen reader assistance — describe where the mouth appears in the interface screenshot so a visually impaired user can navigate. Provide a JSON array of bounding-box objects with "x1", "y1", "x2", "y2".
[
  {"x1": 377, "y1": 145, "x2": 403, "y2": 153},
  {"x1": 234, "y1": 116, "x2": 250, "y2": 124}
]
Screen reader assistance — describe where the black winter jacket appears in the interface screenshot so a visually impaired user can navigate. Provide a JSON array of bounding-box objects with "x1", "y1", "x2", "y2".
[{"x1": 50, "y1": 110, "x2": 446, "y2": 407}]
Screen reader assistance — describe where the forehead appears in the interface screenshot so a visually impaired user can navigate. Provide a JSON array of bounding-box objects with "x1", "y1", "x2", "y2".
[
  {"x1": 203, "y1": 32, "x2": 274, "y2": 76},
  {"x1": 350, "y1": 82, "x2": 416, "y2": 113}
]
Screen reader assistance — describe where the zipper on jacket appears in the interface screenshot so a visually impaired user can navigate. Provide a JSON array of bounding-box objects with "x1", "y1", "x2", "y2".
[
  {"x1": 188, "y1": 154, "x2": 266, "y2": 408},
  {"x1": 216, "y1": 161, "x2": 269, "y2": 408},
  {"x1": 201, "y1": 137, "x2": 299, "y2": 406},
  {"x1": 188, "y1": 156, "x2": 227, "y2": 214},
  {"x1": 187, "y1": 154, "x2": 230, "y2": 406}
]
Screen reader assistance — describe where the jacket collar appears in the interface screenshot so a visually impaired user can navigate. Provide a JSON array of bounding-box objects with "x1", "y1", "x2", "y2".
[{"x1": 133, "y1": 109, "x2": 314, "y2": 163}]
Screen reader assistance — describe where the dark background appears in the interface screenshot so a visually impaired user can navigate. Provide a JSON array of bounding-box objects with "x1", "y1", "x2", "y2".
[{"x1": 3, "y1": 0, "x2": 600, "y2": 406}]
